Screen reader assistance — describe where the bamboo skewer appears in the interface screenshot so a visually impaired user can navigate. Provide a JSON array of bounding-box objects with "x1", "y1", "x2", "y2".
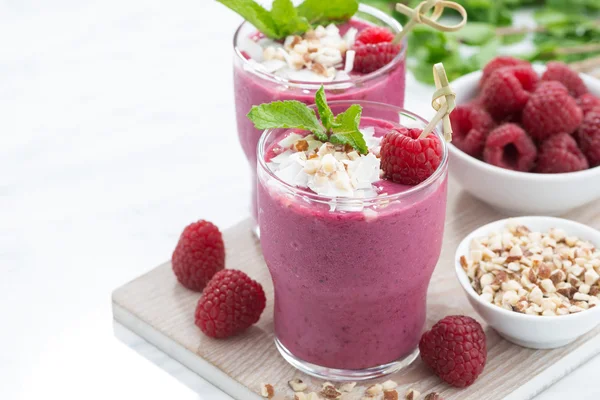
[
  {"x1": 420, "y1": 63, "x2": 455, "y2": 142},
  {"x1": 393, "y1": 0, "x2": 468, "y2": 45}
]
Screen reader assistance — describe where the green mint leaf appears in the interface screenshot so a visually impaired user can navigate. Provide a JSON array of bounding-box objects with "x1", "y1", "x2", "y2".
[
  {"x1": 271, "y1": 0, "x2": 310, "y2": 38},
  {"x1": 217, "y1": 0, "x2": 279, "y2": 38},
  {"x1": 315, "y1": 86, "x2": 337, "y2": 133},
  {"x1": 247, "y1": 100, "x2": 326, "y2": 137},
  {"x1": 297, "y1": 0, "x2": 359, "y2": 25},
  {"x1": 329, "y1": 104, "x2": 368, "y2": 154}
]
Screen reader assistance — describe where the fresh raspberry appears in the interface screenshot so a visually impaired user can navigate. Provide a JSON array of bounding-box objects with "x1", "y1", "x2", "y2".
[
  {"x1": 380, "y1": 127, "x2": 443, "y2": 185},
  {"x1": 172, "y1": 220, "x2": 225, "y2": 292},
  {"x1": 194, "y1": 269, "x2": 266, "y2": 338},
  {"x1": 577, "y1": 93, "x2": 600, "y2": 116},
  {"x1": 480, "y1": 56, "x2": 528, "y2": 87},
  {"x1": 535, "y1": 134, "x2": 589, "y2": 173},
  {"x1": 541, "y1": 61, "x2": 588, "y2": 98},
  {"x1": 352, "y1": 42, "x2": 402, "y2": 74},
  {"x1": 522, "y1": 81, "x2": 583, "y2": 140},
  {"x1": 450, "y1": 105, "x2": 495, "y2": 158},
  {"x1": 481, "y1": 66, "x2": 539, "y2": 121},
  {"x1": 578, "y1": 110, "x2": 600, "y2": 167},
  {"x1": 483, "y1": 123, "x2": 537, "y2": 172},
  {"x1": 419, "y1": 315, "x2": 487, "y2": 388},
  {"x1": 355, "y1": 26, "x2": 395, "y2": 45}
]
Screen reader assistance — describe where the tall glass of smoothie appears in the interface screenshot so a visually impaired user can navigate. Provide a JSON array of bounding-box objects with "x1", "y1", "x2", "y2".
[
  {"x1": 233, "y1": 4, "x2": 407, "y2": 231},
  {"x1": 256, "y1": 101, "x2": 448, "y2": 380}
]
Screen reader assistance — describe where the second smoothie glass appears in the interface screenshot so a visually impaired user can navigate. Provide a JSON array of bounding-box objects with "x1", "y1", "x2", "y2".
[
  {"x1": 233, "y1": 4, "x2": 407, "y2": 233},
  {"x1": 257, "y1": 101, "x2": 449, "y2": 380}
]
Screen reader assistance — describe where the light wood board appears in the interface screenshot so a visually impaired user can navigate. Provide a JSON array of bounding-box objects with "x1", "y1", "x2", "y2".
[{"x1": 112, "y1": 180, "x2": 600, "y2": 400}]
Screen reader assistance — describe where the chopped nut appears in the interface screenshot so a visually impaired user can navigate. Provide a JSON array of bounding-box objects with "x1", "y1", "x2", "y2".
[
  {"x1": 339, "y1": 382, "x2": 356, "y2": 393},
  {"x1": 288, "y1": 379, "x2": 307, "y2": 392},
  {"x1": 549, "y1": 269, "x2": 566, "y2": 285},
  {"x1": 294, "y1": 140, "x2": 309, "y2": 152},
  {"x1": 573, "y1": 292, "x2": 590, "y2": 301},
  {"x1": 424, "y1": 393, "x2": 441, "y2": 400},
  {"x1": 384, "y1": 390, "x2": 399, "y2": 400},
  {"x1": 405, "y1": 389, "x2": 420, "y2": 400},
  {"x1": 382, "y1": 380, "x2": 398, "y2": 391},
  {"x1": 365, "y1": 384, "x2": 383, "y2": 396},
  {"x1": 585, "y1": 269, "x2": 600, "y2": 285},
  {"x1": 540, "y1": 279, "x2": 556, "y2": 293},
  {"x1": 261, "y1": 383, "x2": 275, "y2": 398},
  {"x1": 460, "y1": 255, "x2": 468, "y2": 269},
  {"x1": 320, "y1": 385, "x2": 341, "y2": 399}
]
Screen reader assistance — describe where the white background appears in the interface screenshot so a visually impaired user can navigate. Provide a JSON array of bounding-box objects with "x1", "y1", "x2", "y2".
[{"x1": 1, "y1": 0, "x2": 599, "y2": 398}]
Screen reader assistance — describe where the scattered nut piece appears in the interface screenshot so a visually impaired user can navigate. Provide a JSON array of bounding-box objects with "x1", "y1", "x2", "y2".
[
  {"x1": 382, "y1": 380, "x2": 398, "y2": 391},
  {"x1": 339, "y1": 382, "x2": 357, "y2": 393},
  {"x1": 405, "y1": 389, "x2": 421, "y2": 400},
  {"x1": 384, "y1": 390, "x2": 399, "y2": 400},
  {"x1": 261, "y1": 383, "x2": 275, "y2": 398},
  {"x1": 288, "y1": 378, "x2": 307, "y2": 392},
  {"x1": 424, "y1": 393, "x2": 441, "y2": 400},
  {"x1": 365, "y1": 384, "x2": 383, "y2": 396},
  {"x1": 320, "y1": 385, "x2": 341, "y2": 400}
]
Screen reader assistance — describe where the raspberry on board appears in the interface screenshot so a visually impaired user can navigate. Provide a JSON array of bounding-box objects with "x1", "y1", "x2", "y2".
[
  {"x1": 481, "y1": 66, "x2": 539, "y2": 121},
  {"x1": 195, "y1": 269, "x2": 266, "y2": 339},
  {"x1": 577, "y1": 93, "x2": 600, "y2": 116},
  {"x1": 536, "y1": 134, "x2": 589, "y2": 173},
  {"x1": 578, "y1": 110, "x2": 600, "y2": 167},
  {"x1": 419, "y1": 315, "x2": 487, "y2": 388},
  {"x1": 380, "y1": 127, "x2": 443, "y2": 185},
  {"x1": 541, "y1": 61, "x2": 588, "y2": 98},
  {"x1": 355, "y1": 26, "x2": 395, "y2": 45},
  {"x1": 172, "y1": 220, "x2": 225, "y2": 292},
  {"x1": 522, "y1": 81, "x2": 583, "y2": 140},
  {"x1": 352, "y1": 42, "x2": 402, "y2": 74},
  {"x1": 450, "y1": 105, "x2": 495, "y2": 158},
  {"x1": 480, "y1": 56, "x2": 528, "y2": 87},
  {"x1": 483, "y1": 123, "x2": 537, "y2": 172}
]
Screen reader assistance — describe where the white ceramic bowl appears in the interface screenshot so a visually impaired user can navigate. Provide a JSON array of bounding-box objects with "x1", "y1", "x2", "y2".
[
  {"x1": 449, "y1": 66, "x2": 600, "y2": 216},
  {"x1": 455, "y1": 216, "x2": 600, "y2": 349}
]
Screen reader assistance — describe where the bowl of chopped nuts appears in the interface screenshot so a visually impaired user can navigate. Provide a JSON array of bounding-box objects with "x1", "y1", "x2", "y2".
[{"x1": 455, "y1": 216, "x2": 600, "y2": 349}]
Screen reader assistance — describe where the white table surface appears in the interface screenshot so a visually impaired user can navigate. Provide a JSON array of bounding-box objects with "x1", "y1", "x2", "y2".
[{"x1": 1, "y1": 0, "x2": 599, "y2": 399}]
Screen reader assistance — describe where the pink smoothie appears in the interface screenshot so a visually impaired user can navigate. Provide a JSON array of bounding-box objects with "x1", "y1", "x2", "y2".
[
  {"x1": 234, "y1": 18, "x2": 407, "y2": 221},
  {"x1": 258, "y1": 120, "x2": 448, "y2": 370}
]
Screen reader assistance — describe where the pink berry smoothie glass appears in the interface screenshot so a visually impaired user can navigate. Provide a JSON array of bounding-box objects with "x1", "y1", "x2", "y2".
[
  {"x1": 257, "y1": 101, "x2": 449, "y2": 380},
  {"x1": 233, "y1": 4, "x2": 407, "y2": 233}
]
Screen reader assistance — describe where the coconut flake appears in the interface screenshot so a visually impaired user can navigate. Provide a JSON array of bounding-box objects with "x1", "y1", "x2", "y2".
[{"x1": 344, "y1": 50, "x2": 355, "y2": 73}]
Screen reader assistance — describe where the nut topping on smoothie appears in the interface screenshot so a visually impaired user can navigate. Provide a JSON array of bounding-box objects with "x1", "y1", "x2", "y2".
[
  {"x1": 249, "y1": 86, "x2": 386, "y2": 198},
  {"x1": 219, "y1": 0, "x2": 405, "y2": 81}
]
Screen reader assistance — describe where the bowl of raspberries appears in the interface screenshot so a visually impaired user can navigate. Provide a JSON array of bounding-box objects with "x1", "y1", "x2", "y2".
[{"x1": 448, "y1": 57, "x2": 600, "y2": 215}]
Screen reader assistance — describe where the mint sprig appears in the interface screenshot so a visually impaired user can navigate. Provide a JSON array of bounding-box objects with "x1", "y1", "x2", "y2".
[
  {"x1": 247, "y1": 86, "x2": 368, "y2": 154},
  {"x1": 297, "y1": 0, "x2": 359, "y2": 26},
  {"x1": 217, "y1": 0, "x2": 358, "y2": 40},
  {"x1": 329, "y1": 104, "x2": 367, "y2": 154},
  {"x1": 247, "y1": 100, "x2": 326, "y2": 137}
]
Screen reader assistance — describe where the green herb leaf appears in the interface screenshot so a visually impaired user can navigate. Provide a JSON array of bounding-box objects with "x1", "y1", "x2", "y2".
[
  {"x1": 330, "y1": 105, "x2": 368, "y2": 154},
  {"x1": 314, "y1": 86, "x2": 337, "y2": 135},
  {"x1": 247, "y1": 101, "x2": 326, "y2": 137},
  {"x1": 271, "y1": 0, "x2": 310, "y2": 37},
  {"x1": 297, "y1": 0, "x2": 359, "y2": 25},
  {"x1": 216, "y1": 0, "x2": 279, "y2": 38}
]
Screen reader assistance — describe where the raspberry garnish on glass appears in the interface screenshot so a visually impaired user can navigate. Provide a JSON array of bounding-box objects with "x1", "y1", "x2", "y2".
[{"x1": 381, "y1": 63, "x2": 456, "y2": 185}]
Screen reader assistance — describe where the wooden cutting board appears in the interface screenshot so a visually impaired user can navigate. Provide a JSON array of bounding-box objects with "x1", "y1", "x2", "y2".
[{"x1": 112, "y1": 181, "x2": 600, "y2": 400}]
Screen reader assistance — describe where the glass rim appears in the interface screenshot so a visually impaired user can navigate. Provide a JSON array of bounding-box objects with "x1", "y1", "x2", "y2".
[
  {"x1": 232, "y1": 3, "x2": 407, "y2": 88},
  {"x1": 257, "y1": 100, "x2": 449, "y2": 205}
]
